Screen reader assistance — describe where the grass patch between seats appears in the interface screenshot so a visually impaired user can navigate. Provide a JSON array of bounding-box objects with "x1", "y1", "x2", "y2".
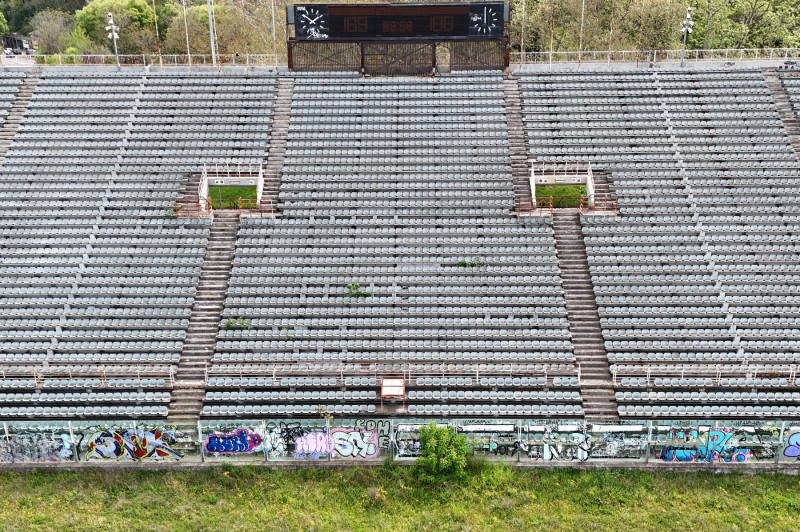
[
  {"x1": 208, "y1": 186, "x2": 257, "y2": 209},
  {"x1": 536, "y1": 184, "x2": 586, "y2": 208}
]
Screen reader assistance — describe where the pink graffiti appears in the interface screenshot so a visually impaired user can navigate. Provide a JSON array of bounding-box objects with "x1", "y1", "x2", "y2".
[{"x1": 295, "y1": 432, "x2": 334, "y2": 458}]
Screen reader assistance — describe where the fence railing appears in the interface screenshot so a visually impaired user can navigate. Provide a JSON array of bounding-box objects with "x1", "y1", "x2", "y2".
[
  {"x1": 205, "y1": 362, "x2": 580, "y2": 385},
  {"x1": 0, "y1": 364, "x2": 175, "y2": 388},
  {"x1": 174, "y1": 197, "x2": 213, "y2": 219},
  {"x1": 580, "y1": 195, "x2": 618, "y2": 215},
  {"x1": 24, "y1": 53, "x2": 281, "y2": 68},
  {"x1": 516, "y1": 196, "x2": 553, "y2": 217},
  {"x1": 612, "y1": 363, "x2": 799, "y2": 387},
  {"x1": 3, "y1": 47, "x2": 798, "y2": 70},
  {"x1": 238, "y1": 197, "x2": 274, "y2": 218},
  {"x1": 512, "y1": 47, "x2": 800, "y2": 66}
]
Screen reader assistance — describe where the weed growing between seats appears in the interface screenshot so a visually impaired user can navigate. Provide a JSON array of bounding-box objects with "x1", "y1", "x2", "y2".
[{"x1": 0, "y1": 465, "x2": 798, "y2": 530}]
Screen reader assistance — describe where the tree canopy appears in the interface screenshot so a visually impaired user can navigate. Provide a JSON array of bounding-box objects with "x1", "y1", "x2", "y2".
[{"x1": 6, "y1": 0, "x2": 800, "y2": 57}]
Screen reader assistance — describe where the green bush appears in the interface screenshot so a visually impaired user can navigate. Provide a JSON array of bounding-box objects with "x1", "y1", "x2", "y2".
[
  {"x1": 453, "y1": 255, "x2": 486, "y2": 267},
  {"x1": 413, "y1": 421, "x2": 470, "y2": 483},
  {"x1": 344, "y1": 283, "x2": 371, "y2": 298},
  {"x1": 223, "y1": 317, "x2": 251, "y2": 330}
]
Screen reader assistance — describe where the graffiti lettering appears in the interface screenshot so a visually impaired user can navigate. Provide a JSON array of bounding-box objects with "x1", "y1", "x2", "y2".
[
  {"x1": 659, "y1": 429, "x2": 754, "y2": 463},
  {"x1": 783, "y1": 433, "x2": 800, "y2": 459},
  {"x1": 354, "y1": 419, "x2": 391, "y2": 450},
  {"x1": 331, "y1": 429, "x2": 379, "y2": 458},
  {"x1": 204, "y1": 429, "x2": 263, "y2": 455},
  {"x1": 0, "y1": 433, "x2": 73, "y2": 462},
  {"x1": 85, "y1": 428, "x2": 182, "y2": 461},
  {"x1": 294, "y1": 431, "x2": 333, "y2": 459}
]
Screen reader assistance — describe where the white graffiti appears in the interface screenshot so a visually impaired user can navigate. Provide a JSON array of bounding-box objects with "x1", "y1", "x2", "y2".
[{"x1": 330, "y1": 429, "x2": 378, "y2": 458}]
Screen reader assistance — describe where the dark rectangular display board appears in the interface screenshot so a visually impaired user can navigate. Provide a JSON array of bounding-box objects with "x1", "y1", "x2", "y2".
[{"x1": 290, "y1": 3, "x2": 507, "y2": 41}]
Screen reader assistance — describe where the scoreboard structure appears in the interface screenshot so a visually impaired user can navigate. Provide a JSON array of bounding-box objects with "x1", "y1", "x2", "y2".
[{"x1": 286, "y1": 3, "x2": 510, "y2": 75}]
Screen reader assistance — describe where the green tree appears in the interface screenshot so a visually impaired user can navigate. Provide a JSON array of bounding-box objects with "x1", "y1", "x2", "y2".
[
  {"x1": 31, "y1": 9, "x2": 72, "y2": 53},
  {"x1": 0, "y1": 10, "x2": 8, "y2": 35},
  {"x1": 414, "y1": 421, "x2": 470, "y2": 482},
  {"x1": 74, "y1": 0, "x2": 155, "y2": 53}
]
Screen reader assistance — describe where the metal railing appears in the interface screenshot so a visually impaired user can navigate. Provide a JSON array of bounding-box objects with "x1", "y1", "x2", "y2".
[
  {"x1": 611, "y1": 363, "x2": 798, "y2": 387},
  {"x1": 174, "y1": 197, "x2": 213, "y2": 219},
  {"x1": 516, "y1": 196, "x2": 553, "y2": 217},
  {"x1": 6, "y1": 47, "x2": 797, "y2": 70},
  {"x1": 580, "y1": 195, "x2": 618, "y2": 215},
  {"x1": 531, "y1": 160, "x2": 592, "y2": 183},
  {"x1": 238, "y1": 197, "x2": 275, "y2": 218},
  {"x1": 25, "y1": 53, "x2": 281, "y2": 68},
  {"x1": 512, "y1": 47, "x2": 800, "y2": 66},
  {"x1": 0, "y1": 364, "x2": 177, "y2": 388}
]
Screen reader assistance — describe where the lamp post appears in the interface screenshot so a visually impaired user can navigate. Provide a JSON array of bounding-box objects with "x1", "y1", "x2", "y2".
[
  {"x1": 577, "y1": 0, "x2": 585, "y2": 68},
  {"x1": 105, "y1": 12, "x2": 120, "y2": 71},
  {"x1": 206, "y1": 0, "x2": 218, "y2": 68},
  {"x1": 680, "y1": 7, "x2": 694, "y2": 68},
  {"x1": 181, "y1": 0, "x2": 192, "y2": 67}
]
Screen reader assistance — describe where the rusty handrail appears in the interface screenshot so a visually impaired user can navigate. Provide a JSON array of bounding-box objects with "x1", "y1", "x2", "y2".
[{"x1": 238, "y1": 197, "x2": 275, "y2": 218}]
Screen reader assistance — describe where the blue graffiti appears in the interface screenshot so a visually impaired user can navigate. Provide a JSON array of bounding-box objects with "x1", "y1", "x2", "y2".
[
  {"x1": 204, "y1": 429, "x2": 263, "y2": 455},
  {"x1": 783, "y1": 433, "x2": 800, "y2": 459},
  {"x1": 659, "y1": 429, "x2": 752, "y2": 463}
]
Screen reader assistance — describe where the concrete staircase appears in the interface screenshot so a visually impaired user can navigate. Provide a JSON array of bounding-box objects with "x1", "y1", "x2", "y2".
[
  {"x1": 763, "y1": 69, "x2": 800, "y2": 158},
  {"x1": 503, "y1": 77, "x2": 532, "y2": 201},
  {"x1": 0, "y1": 72, "x2": 40, "y2": 164},
  {"x1": 552, "y1": 209, "x2": 618, "y2": 422},
  {"x1": 591, "y1": 168, "x2": 614, "y2": 198},
  {"x1": 262, "y1": 77, "x2": 294, "y2": 212},
  {"x1": 167, "y1": 209, "x2": 240, "y2": 421}
]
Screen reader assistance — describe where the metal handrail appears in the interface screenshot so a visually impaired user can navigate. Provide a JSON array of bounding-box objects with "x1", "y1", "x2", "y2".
[
  {"x1": 580, "y1": 195, "x2": 618, "y2": 215},
  {"x1": 174, "y1": 196, "x2": 213, "y2": 218},
  {"x1": 516, "y1": 196, "x2": 553, "y2": 217},
  {"x1": 238, "y1": 197, "x2": 275, "y2": 218}
]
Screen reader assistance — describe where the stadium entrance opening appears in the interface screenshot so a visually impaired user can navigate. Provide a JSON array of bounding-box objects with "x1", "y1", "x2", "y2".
[{"x1": 199, "y1": 162, "x2": 265, "y2": 211}]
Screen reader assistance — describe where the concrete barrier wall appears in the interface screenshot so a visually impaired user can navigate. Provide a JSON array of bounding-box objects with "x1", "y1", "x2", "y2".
[{"x1": 1, "y1": 418, "x2": 798, "y2": 465}]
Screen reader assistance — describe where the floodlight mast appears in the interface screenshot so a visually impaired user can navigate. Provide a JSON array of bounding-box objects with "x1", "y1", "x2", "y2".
[
  {"x1": 680, "y1": 7, "x2": 694, "y2": 68},
  {"x1": 105, "y1": 12, "x2": 120, "y2": 71}
]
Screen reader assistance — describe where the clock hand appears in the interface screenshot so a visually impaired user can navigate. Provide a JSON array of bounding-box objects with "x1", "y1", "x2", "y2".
[
  {"x1": 301, "y1": 13, "x2": 313, "y2": 22},
  {"x1": 483, "y1": 6, "x2": 487, "y2": 24}
]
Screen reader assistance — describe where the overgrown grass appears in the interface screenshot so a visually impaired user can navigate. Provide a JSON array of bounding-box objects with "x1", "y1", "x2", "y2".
[
  {"x1": 0, "y1": 465, "x2": 798, "y2": 530},
  {"x1": 536, "y1": 184, "x2": 586, "y2": 208},
  {"x1": 208, "y1": 186, "x2": 257, "y2": 209}
]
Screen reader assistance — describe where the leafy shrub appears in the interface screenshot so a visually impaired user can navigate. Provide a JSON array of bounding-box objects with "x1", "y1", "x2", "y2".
[
  {"x1": 453, "y1": 256, "x2": 486, "y2": 268},
  {"x1": 414, "y1": 421, "x2": 470, "y2": 483},
  {"x1": 344, "y1": 283, "x2": 371, "y2": 298},
  {"x1": 224, "y1": 317, "x2": 251, "y2": 330}
]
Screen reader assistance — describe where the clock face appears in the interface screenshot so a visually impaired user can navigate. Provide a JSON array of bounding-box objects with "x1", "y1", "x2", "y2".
[
  {"x1": 468, "y1": 4, "x2": 501, "y2": 37},
  {"x1": 295, "y1": 6, "x2": 330, "y2": 39}
]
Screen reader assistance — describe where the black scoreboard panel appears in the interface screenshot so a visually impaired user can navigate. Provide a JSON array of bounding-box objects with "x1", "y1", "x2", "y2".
[{"x1": 291, "y1": 3, "x2": 506, "y2": 40}]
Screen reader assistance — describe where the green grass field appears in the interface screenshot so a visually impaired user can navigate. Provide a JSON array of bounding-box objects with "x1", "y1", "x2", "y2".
[
  {"x1": 536, "y1": 184, "x2": 586, "y2": 208},
  {"x1": 1, "y1": 464, "x2": 798, "y2": 531},
  {"x1": 208, "y1": 186, "x2": 257, "y2": 209}
]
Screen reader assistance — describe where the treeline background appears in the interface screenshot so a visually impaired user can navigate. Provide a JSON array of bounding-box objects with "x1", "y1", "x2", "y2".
[{"x1": 1, "y1": 0, "x2": 797, "y2": 57}]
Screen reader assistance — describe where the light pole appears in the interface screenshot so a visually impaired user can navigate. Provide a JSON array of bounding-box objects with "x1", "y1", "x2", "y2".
[
  {"x1": 577, "y1": 0, "x2": 585, "y2": 67},
  {"x1": 680, "y1": 7, "x2": 694, "y2": 68},
  {"x1": 105, "y1": 13, "x2": 120, "y2": 71},
  {"x1": 206, "y1": 0, "x2": 218, "y2": 68}
]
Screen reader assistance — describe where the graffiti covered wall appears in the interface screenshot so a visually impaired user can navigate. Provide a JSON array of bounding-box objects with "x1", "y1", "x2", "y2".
[{"x1": 0, "y1": 419, "x2": 799, "y2": 466}]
